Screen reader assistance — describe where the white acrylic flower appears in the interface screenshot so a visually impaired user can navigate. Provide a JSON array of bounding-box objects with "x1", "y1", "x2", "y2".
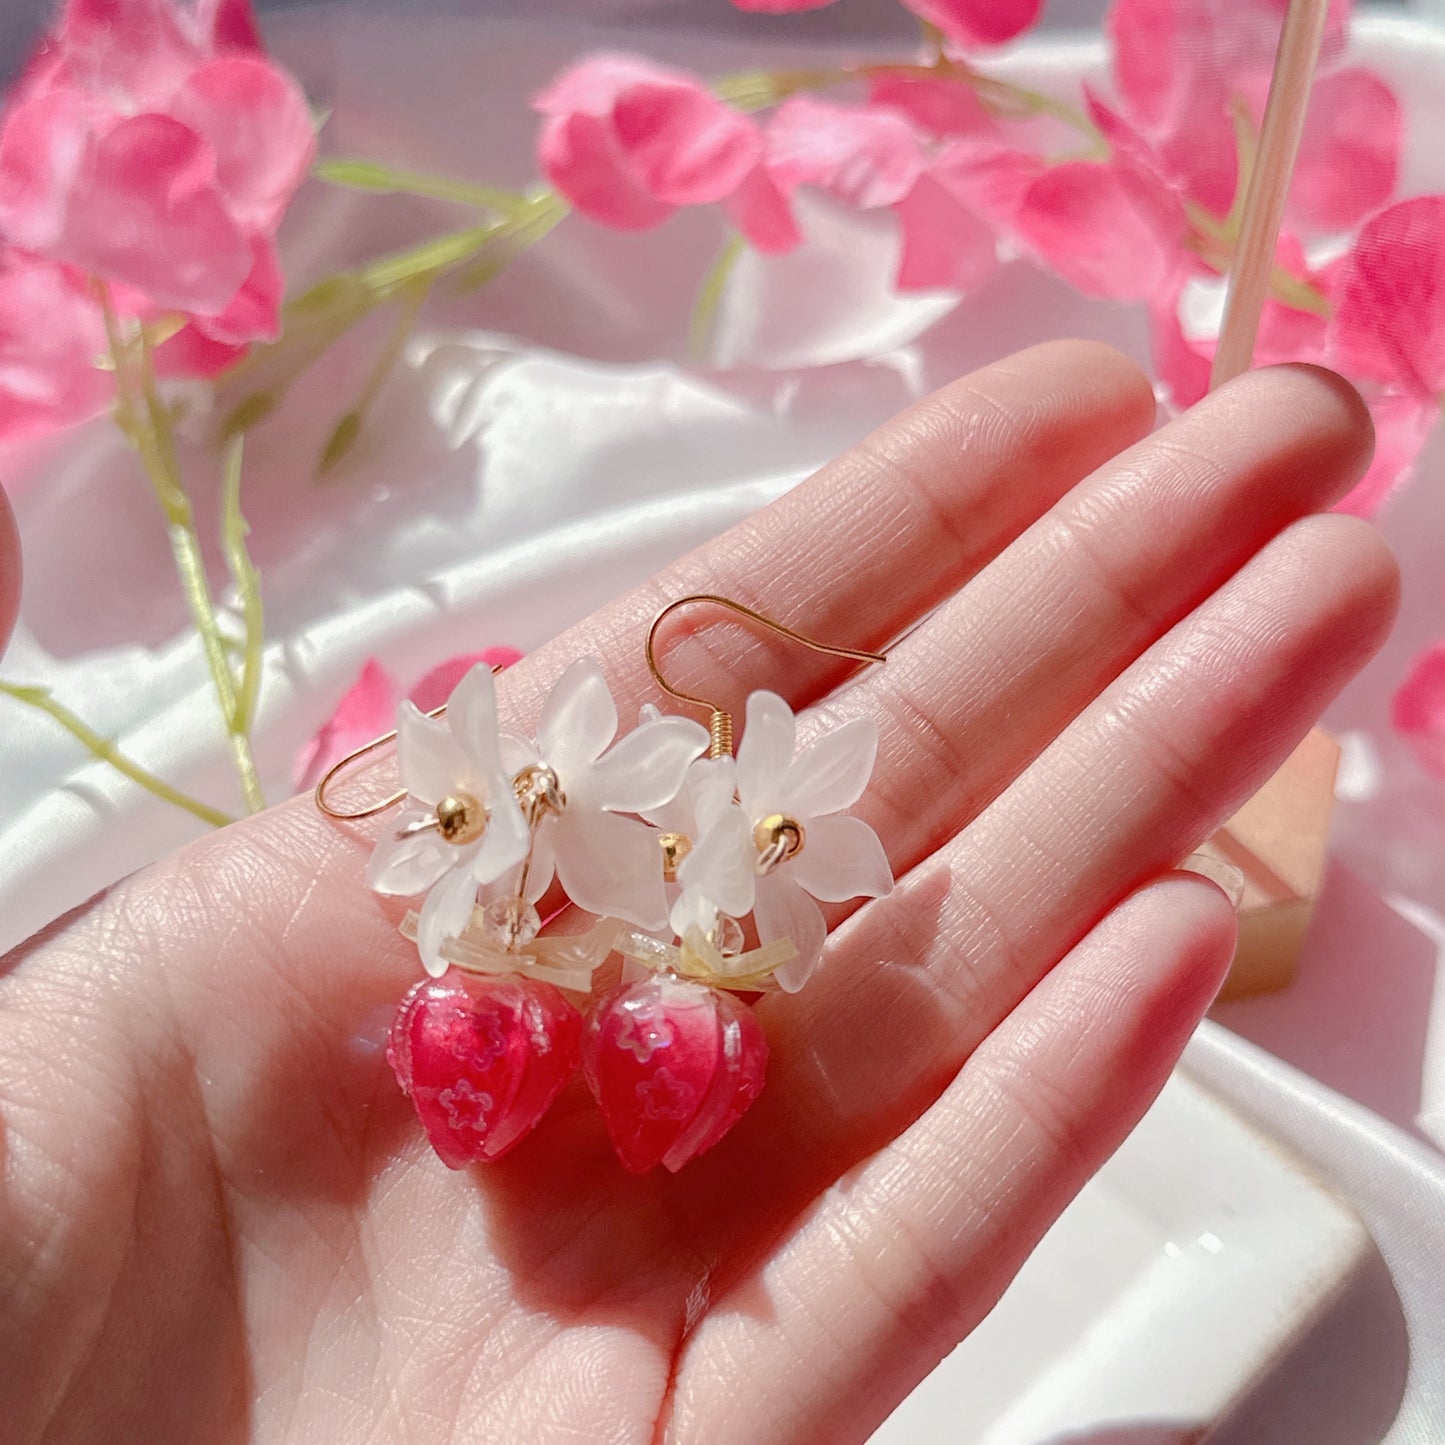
[
  {"x1": 733, "y1": 690, "x2": 893, "y2": 992},
  {"x1": 501, "y1": 659, "x2": 709, "y2": 930},
  {"x1": 644, "y1": 750, "x2": 755, "y2": 941},
  {"x1": 366, "y1": 664, "x2": 531, "y2": 976}
]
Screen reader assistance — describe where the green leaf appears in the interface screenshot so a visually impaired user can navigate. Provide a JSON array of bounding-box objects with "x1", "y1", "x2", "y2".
[{"x1": 319, "y1": 411, "x2": 363, "y2": 475}]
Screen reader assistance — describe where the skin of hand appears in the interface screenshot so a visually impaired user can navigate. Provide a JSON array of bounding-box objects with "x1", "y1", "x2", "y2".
[{"x1": 0, "y1": 343, "x2": 1397, "y2": 1445}]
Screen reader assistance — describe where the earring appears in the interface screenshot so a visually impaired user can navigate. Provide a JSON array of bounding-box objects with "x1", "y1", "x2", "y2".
[{"x1": 315, "y1": 597, "x2": 893, "y2": 1174}]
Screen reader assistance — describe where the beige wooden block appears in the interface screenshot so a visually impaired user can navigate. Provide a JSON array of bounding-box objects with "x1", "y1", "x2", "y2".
[{"x1": 1197, "y1": 727, "x2": 1341, "y2": 1001}]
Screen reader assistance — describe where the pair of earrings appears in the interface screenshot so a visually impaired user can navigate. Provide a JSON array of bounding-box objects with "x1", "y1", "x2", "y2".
[{"x1": 316, "y1": 596, "x2": 893, "y2": 1173}]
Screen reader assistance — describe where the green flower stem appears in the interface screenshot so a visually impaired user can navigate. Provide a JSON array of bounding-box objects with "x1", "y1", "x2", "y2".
[
  {"x1": 96, "y1": 283, "x2": 266, "y2": 815},
  {"x1": 314, "y1": 157, "x2": 531, "y2": 215},
  {"x1": 688, "y1": 232, "x2": 746, "y2": 360},
  {"x1": 219, "y1": 434, "x2": 265, "y2": 735},
  {"x1": 0, "y1": 681, "x2": 236, "y2": 829}
]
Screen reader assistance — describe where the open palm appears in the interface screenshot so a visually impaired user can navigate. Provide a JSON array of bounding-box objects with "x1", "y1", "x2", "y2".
[{"x1": 0, "y1": 343, "x2": 1396, "y2": 1444}]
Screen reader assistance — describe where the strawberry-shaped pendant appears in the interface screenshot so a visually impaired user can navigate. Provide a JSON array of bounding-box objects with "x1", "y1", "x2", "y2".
[
  {"x1": 584, "y1": 974, "x2": 768, "y2": 1173},
  {"x1": 387, "y1": 974, "x2": 581, "y2": 1168}
]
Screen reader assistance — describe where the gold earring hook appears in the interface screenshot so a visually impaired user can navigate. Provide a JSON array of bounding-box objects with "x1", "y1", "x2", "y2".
[
  {"x1": 645, "y1": 593, "x2": 886, "y2": 758},
  {"x1": 314, "y1": 662, "x2": 512, "y2": 822},
  {"x1": 313, "y1": 702, "x2": 447, "y2": 821}
]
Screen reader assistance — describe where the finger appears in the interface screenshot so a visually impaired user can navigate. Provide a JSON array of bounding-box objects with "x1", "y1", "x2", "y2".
[
  {"x1": 667, "y1": 875, "x2": 1237, "y2": 1444},
  {"x1": 0, "y1": 482, "x2": 18, "y2": 658},
  {"x1": 733, "y1": 512, "x2": 1396, "y2": 1201},
  {"x1": 500, "y1": 339, "x2": 1155, "y2": 734},
  {"x1": 815, "y1": 363, "x2": 1373, "y2": 890}
]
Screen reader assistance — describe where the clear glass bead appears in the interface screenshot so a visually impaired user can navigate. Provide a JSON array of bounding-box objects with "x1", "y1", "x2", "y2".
[
  {"x1": 709, "y1": 913, "x2": 745, "y2": 958},
  {"x1": 482, "y1": 896, "x2": 541, "y2": 951}
]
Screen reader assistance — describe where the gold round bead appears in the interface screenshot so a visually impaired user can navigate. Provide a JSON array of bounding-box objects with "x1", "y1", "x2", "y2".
[
  {"x1": 435, "y1": 792, "x2": 488, "y2": 845},
  {"x1": 753, "y1": 812, "x2": 804, "y2": 874},
  {"x1": 658, "y1": 831, "x2": 693, "y2": 882}
]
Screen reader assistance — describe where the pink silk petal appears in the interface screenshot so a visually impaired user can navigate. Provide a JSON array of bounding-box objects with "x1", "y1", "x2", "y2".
[
  {"x1": 1331, "y1": 196, "x2": 1445, "y2": 400},
  {"x1": 903, "y1": 0, "x2": 1042, "y2": 47},
  {"x1": 294, "y1": 659, "x2": 399, "y2": 793},
  {"x1": 538, "y1": 109, "x2": 673, "y2": 232},
  {"x1": 151, "y1": 325, "x2": 247, "y2": 379},
  {"x1": 58, "y1": 0, "x2": 205, "y2": 108},
  {"x1": 68, "y1": 113, "x2": 253, "y2": 314},
  {"x1": 723, "y1": 164, "x2": 801, "y2": 254},
  {"x1": 765, "y1": 97, "x2": 925, "y2": 211},
  {"x1": 1334, "y1": 392, "x2": 1437, "y2": 520},
  {"x1": 1291, "y1": 66, "x2": 1401, "y2": 235},
  {"x1": 189, "y1": 235, "x2": 283, "y2": 346},
  {"x1": 1015, "y1": 159, "x2": 1187, "y2": 302},
  {"x1": 0, "y1": 256, "x2": 112, "y2": 442},
  {"x1": 894, "y1": 171, "x2": 998, "y2": 292},
  {"x1": 1392, "y1": 642, "x2": 1445, "y2": 779},
  {"x1": 729, "y1": 0, "x2": 838, "y2": 9},
  {"x1": 867, "y1": 73, "x2": 996, "y2": 139},
  {"x1": 1149, "y1": 290, "x2": 1211, "y2": 410},
  {"x1": 0, "y1": 88, "x2": 100, "y2": 252},
  {"x1": 409, "y1": 648, "x2": 524, "y2": 714},
  {"x1": 611, "y1": 77, "x2": 761, "y2": 205},
  {"x1": 196, "y1": 0, "x2": 266, "y2": 54},
  {"x1": 168, "y1": 56, "x2": 317, "y2": 233}
]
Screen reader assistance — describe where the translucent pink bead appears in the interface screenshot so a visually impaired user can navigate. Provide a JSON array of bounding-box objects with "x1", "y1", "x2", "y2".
[
  {"x1": 584, "y1": 975, "x2": 768, "y2": 1173},
  {"x1": 387, "y1": 975, "x2": 581, "y2": 1168}
]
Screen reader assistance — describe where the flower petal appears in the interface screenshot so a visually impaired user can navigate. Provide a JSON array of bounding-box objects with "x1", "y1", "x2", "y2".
[
  {"x1": 585, "y1": 715, "x2": 709, "y2": 812},
  {"x1": 416, "y1": 865, "x2": 479, "y2": 977},
  {"x1": 1334, "y1": 392, "x2": 1436, "y2": 520},
  {"x1": 187, "y1": 233, "x2": 282, "y2": 347},
  {"x1": 168, "y1": 56, "x2": 316, "y2": 233},
  {"x1": 196, "y1": 0, "x2": 266, "y2": 53},
  {"x1": 553, "y1": 809, "x2": 669, "y2": 930},
  {"x1": 755, "y1": 872, "x2": 827, "y2": 993},
  {"x1": 894, "y1": 168, "x2": 997, "y2": 294},
  {"x1": 1330, "y1": 197, "x2": 1445, "y2": 400},
  {"x1": 1015, "y1": 159, "x2": 1187, "y2": 302},
  {"x1": 782, "y1": 717, "x2": 878, "y2": 819},
  {"x1": 69, "y1": 113, "x2": 253, "y2": 314},
  {"x1": 366, "y1": 808, "x2": 453, "y2": 897},
  {"x1": 903, "y1": 0, "x2": 1042, "y2": 47},
  {"x1": 396, "y1": 699, "x2": 470, "y2": 806},
  {"x1": 409, "y1": 648, "x2": 523, "y2": 713},
  {"x1": 446, "y1": 663, "x2": 504, "y2": 776},
  {"x1": 787, "y1": 813, "x2": 893, "y2": 903},
  {"x1": 677, "y1": 806, "x2": 755, "y2": 921},
  {"x1": 868, "y1": 73, "x2": 995, "y2": 140},
  {"x1": 735, "y1": 690, "x2": 796, "y2": 813},
  {"x1": 1291, "y1": 67, "x2": 1400, "y2": 235},
  {"x1": 294, "y1": 657, "x2": 398, "y2": 792},
  {"x1": 1393, "y1": 641, "x2": 1445, "y2": 779},
  {"x1": 765, "y1": 97, "x2": 926, "y2": 210},
  {"x1": 0, "y1": 89, "x2": 97, "y2": 253},
  {"x1": 537, "y1": 657, "x2": 618, "y2": 781},
  {"x1": 468, "y1": 783, "x2": 533, "y2": 887}
]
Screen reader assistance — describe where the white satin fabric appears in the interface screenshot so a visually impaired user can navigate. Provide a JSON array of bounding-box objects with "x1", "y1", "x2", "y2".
[{"x1": 1, "y1": 7, "x2": 1444, "y2": 1440}]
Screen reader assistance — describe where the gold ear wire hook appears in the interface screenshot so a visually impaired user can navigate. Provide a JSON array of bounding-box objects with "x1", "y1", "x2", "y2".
[
  {"x1": 645, "y1": 593, "x2": 887, "y2": 758},
  {"x1": 314, "y1": 663, "x2": 513, "y2": 822},
  {"x1": 313, "y1": 702, "x2": 447, "y2": 820}
]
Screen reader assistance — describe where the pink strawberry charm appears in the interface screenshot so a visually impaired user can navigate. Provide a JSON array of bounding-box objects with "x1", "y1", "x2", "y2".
[
  {"x1": 583, "y1": 974, "x2": 768, "y2": 1173},
  {"x1": 387, "y1": 974, "x2": 581, "y2": 1168}
]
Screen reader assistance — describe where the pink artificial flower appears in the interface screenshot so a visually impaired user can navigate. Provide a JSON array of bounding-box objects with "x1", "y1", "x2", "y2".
[
  {"x1": 730, "y1": 0, "x2": 1041, "y2": 47},
  {"x1": 535, "y1": 55, "x2": 762, "y2": 232},
  {"x1": 294, "y1": 648, "x2": 524, "y2": 792},
  {"x1": 1393, "y1": 642, "x2": 1445, "y2": 779},
  {"x1": 740, "y1": 96, "x2": 1003, "y2": 293},
  {"x1": 1108, "y1": 0, "x2": 1397, "y2": 233},
  {"x1": 0, "y1": 0, "x2": 314, "y2": 336},
  {"x1": 1334, "y1": 391, "x2": 1437, "y2": 519},
  {"x1": 1012, "y1": 91, "x2": 1192, "y2": 303},
  {"x1": 0, "y1": 252, "x2": 113, "y2": 439},
  {"x1": 1331, "y1": 197, "x2": 1445, "y2": 402}
]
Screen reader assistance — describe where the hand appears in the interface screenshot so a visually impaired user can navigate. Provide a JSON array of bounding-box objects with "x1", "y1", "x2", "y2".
[{"x1": 0, "y1": 344, "x2": 1396, "y2": 1444}]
